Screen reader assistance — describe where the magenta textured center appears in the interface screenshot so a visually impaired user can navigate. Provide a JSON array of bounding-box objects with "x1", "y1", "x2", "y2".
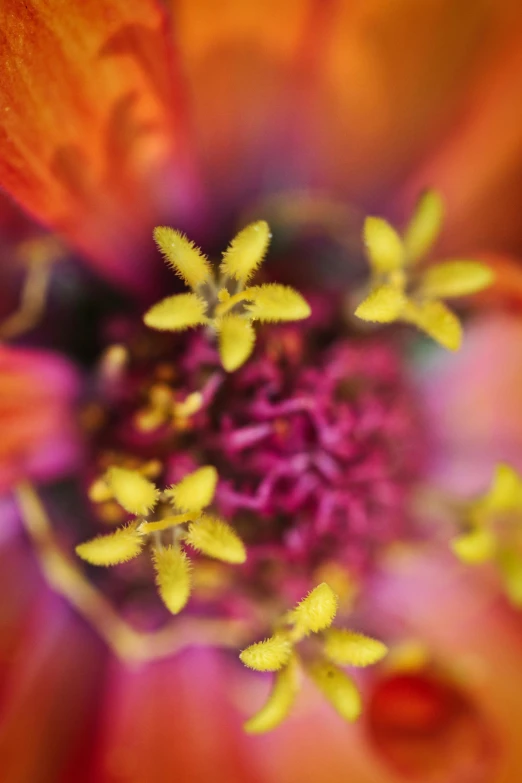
[{"x1": 91, "y1": 313, "x2": 425, "y2": 590}]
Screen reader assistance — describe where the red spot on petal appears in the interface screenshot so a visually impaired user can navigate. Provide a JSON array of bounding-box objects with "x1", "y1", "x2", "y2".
[{"x1": 366, "y1": 670, "x2": 498, "y2": 780}]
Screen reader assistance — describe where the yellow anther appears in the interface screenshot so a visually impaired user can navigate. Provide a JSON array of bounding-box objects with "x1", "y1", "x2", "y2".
[
  {"x1": 107, "y1": 466, "x2": 160, "y2": 516},
  {"x1": 149, "y1": 384, "x2": 173, "y2": 410},
  {"x1": 355, "y1": 190, "x2": 494, "y2": 351},
  {"x1": 186, "y1": 515, "x2": 247, "y2": 563},
  {"x1": 450, "y1": 463, "x2": 522, "y2": 606},
  {"x1": 76, "y1": 523, "x2": 144, "y2": 566},
  {"x1": 364, "y1": 217, "x2": 404, "y2": 274},
  {"x1": 403, "y1": 189, "x2": 444, "y2": 263},
  {"x1": 217, "y1": 288, "x2": 231, "y2": 303},
  {"x1": 165, "y1": 465, "x2": 218, "y2": 512},
  {"x1": 217, "y1": 314, "x2": 256, "y2": 372},
  {"x1": 323, "y1": 629, "x2": 388, "y2": 667},
  {"x1": 143, "y1": 292, "x2": 209, "y2": 332},
  {"x1": 402, "y1": 299, "x2": 462, "y2": 352},
  {"x1": 88, "y1": 477, "x2": 113, "y2": 504},
  {"x1": 244, "y1": 285, "x2": 311, "y2": 323},
  {"x1": 76, "y1": 464, "x2": 246, "y2": 617},
  {"x1": 244, "y1": 657, "x2": 299, "y2": 734},
  {"x1": 145, "y1": 222, "x2": 310, "y2": 371},
  {"x1": 306, "y1": 660, "x2": 362, "y2": 721},
  {"x1": 174, "y1": 391, "x2": 203, "y2": 419},
  {"x1": 153, "y1": 227, "x2": 212, "y2": 289},
  {"x1": 497, "y1": 548, "x2": 522, "y2": 606},
  {"x1": 134, "y1": 408, "x2": 167, "y2": 433},
  {"x1": 138, "y1": 513, "x2": 196, "y2": 534},
  {"x1": 450, "y1": 528, "x2": 496, "y2": 564},
  {"x1": 291, "y1": 582, "x2": 338, "y2": 636},
  {"x1": 152, "y1": 545, "x2": 192, "y2": 615},
  {"x1": 239, "y1": 583, "x2": 387, "y2": 732},
  {"x1": 482, "y1": 463, "x2": 522, "y2": 512},
  {"x1": 240, "y1": 633, "x2": 293, "y2": 672},
  {"x1": 354, "y1": 283, "x2": 406, "y2": 323},
  {"x1": 419, "y1": 261, "x2": 495, "y2": 299},
  {"x1": 220, "y1": 220, "x2": 271, "y2": 283}
]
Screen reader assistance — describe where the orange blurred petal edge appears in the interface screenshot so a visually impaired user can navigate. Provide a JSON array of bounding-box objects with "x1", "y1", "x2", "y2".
[{"x1": 0, "y1": 0, "x2": 190, "y2": 292}]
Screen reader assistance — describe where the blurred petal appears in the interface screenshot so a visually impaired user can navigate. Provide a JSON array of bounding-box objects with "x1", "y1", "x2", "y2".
[
  {"x1": 403, "y1": 16, "x2": 522, "y2": 256},
  {"x1": 0, "y1": 537, "x2": 107, "y2": 783},
  {"x1": 171, "y1": 0, "x2": 311, "y2": 204},
  {"x1": 312, "y1": 0, "x2": 522, "y2": 200},
  {"x1": 373, "y1": 552, "x2": 522, "y2": 782},
  {"x1": 90, "y1": 649, "x2": 259, "y2": 783},
  {"x1": 418, "y1": 313, "x2": 522, "y2": 490},
  {"x1": 0, "y1": 0, "x2": 194, "y2": 292},
  {"x1": 0, "y1": 346, "x2": 80, "y2": 492}
]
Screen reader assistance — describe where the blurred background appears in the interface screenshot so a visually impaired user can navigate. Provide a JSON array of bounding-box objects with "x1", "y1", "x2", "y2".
[{"x1": 2, "y1": 1, "x2": 522, "y2": 781}]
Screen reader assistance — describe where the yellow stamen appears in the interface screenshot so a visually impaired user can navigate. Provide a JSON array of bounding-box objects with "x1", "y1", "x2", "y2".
[
  {"x1": 152, "y1": 545, "x2": 192, "y2": 615},
  {"x1": 307, "y1": 660, "x2": 362, "y2": 721},
  {"x1": 186, "y1": 515, "x2": 247, "y2": 564},
  {"x1": 291, "y1": 582, "x2": 338, "y2": 636},
  {"x1": 244, "y1": 658, "x2": 299, "y2": 734},
  {"x1": 497, "y1": 547, "x2": 522, "y2": 607},
  {"x1": 107, "y1": 466, "x2": 160, "y2": 516},
  {"x1": 483, "y1": 463, "x2": 522, "y2": 512},
  {"x1": 174, "y1": 391, "x2": 203, "y2": 419},
  {"x1": 354, "y1": 191, "x2": 493, "y2": 351},
  {"x1": 217, "y1": 314, "x2": 256, "y2": 372},
  {"x1": 75, "y1": 523, "x2": 144, "y2": 566},
  {"x1": 220, "y1": 220, "x2": 271, "y2": 283},
  {"x1": 139, "y1": 513, "x2": 196, "y2": 534},
  {"x1": 244, "y1": 284, "x2": 311, "y2": 322},
  {"x1": 402, "y1": 299, "x2": 462, "y2": 351},
  {"x1": 364, "y1": 216, "x2": 404, "y2": 274},
  {"x1": 354, "y1": 283, "x2": 406, "y2": 323},
  {"x1": 419, "y1": 260, "x2": 495, "y2": 299},
  {"x1": 323, "y1": 629, "x2": 388, "y2": 667},
  {"x1": 165, "y1": 465, "x2": 218, "y2": 513},
  {"x1": 450, "y1": 528, "x2": 496, "y2": 564},
  {"x1": 240, "y1": 634, "x2": 293, "y2": 672},
  {"x1": 153, "y1": 227, "x2": 212, "y2": 289},
  {"x1": 143, "y1": 292, "x2": 209, "y2": 332},
  {"x1": 146, "y1": 221, "x2": 310, "y2": 371},
  {"x1": 403, "y1": 189, "x2": 443, "y2": 263}
]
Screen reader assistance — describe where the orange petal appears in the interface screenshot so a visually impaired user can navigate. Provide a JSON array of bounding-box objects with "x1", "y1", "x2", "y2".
[
  {"x1": 171, "y1": 0, "x2": 311, "y2": 201},
  {"x1": 309, "y1": 0, "x2": 522, "y2": 201},
  {"x1": 402, "y1": 19, "x2": 522, "y2": 256},
  {"x1": 0, "y1": 0, "x2": 191, "y2": 291}
]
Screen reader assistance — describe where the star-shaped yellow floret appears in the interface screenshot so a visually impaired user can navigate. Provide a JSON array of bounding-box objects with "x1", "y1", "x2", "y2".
[
  {"x1": 450, "y1": 463, "x2": 522, "y2": 605},
  {"x1": 354, "y1": 190, "x2": 494, "y2": 351},
  {"x1": 76, "y1": 465, "x2": 246, "y2": 615},
  {"x1": 144, "y1": 221, "x2": 311, "y2": 372},
  {"x1": 239, "y1": 583, "x2": 388, "y2": 733}
]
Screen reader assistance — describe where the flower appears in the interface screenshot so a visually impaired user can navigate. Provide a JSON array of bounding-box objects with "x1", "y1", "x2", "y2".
[
  {"x1": 1, "y1": 2, "x2": 522, "y2": 782},
  {"x1": 144, "y1": 222, "x2": 310, "y2": 370},
  {"x1": 239, "y1": 582, "x2": 388, "y2": 733},
  {"x1": 354, "y1": 191, "x2": 494, "y2": 351},
  {"x1": 76, "y1": 464, "x2": 246, "y2": 613}
]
